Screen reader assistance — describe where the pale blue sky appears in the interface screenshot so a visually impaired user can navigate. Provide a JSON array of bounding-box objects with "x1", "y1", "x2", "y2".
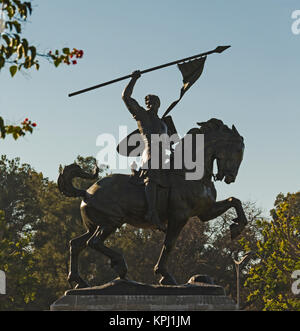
[{"x1": 1, "y1": 0, "x2": 300, "y2": 216}]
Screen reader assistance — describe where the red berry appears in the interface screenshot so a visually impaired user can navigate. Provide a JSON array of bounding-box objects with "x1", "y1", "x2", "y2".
[
  {"x1": 72, "y1": 60, "x2": 77, "y2": 65},
  {"x1": 77, "y1": 50, "x2": 84, "y2": 58},
  {"x1": 25, "y1": 118, "x2": 29, "y2": 122},
  {"x1": 32, "y1": 123, "x2": 37, "y2": 127}
]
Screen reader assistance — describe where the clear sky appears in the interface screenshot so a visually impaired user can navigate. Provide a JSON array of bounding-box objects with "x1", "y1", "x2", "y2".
[{"x1": 1, "y1": 0, "x2": 300, "y2": 217}]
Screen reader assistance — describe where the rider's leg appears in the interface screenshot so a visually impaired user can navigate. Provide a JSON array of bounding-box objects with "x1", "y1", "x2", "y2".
[{"x1": 145, "y1": 181, "x2": 164, "y2": 230}]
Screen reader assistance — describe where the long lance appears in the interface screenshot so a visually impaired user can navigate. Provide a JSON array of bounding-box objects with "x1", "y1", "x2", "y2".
[{"x1": 68, "y1": 45, "x2": 230, "y2": 97}]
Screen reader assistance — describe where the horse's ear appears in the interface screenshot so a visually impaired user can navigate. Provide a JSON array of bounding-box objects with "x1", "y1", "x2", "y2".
[
  {"x1": 197, "y1": 122, "x2": 205, "y2": 127},
  {"x1": 232, "y1": 125, "x2": 240, "y2": 136}
]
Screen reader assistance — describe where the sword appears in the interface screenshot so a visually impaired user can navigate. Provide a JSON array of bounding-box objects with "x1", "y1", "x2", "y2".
[{"x1": 68, "y1": 45, "x2": 230, "y2": 97}]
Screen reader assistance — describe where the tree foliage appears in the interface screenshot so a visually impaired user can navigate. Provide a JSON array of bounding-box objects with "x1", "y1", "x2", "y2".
[
  {"x1": 0, "y1": 155, "x2": 105, "y2": 310},
  {"x1": 242, "y1": 192, "x2": 300, "y2": 311},
  {"x1": 0, "y1": 156, "x2": 45, "y2": 309},
  {"x1": 0, "y1": 0, "x2": 84, "y2": 140}
]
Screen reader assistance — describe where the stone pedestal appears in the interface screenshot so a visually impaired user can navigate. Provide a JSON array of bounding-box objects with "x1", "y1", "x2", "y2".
[
  {"x1": 51, "y1": 293, "x2": 236, "y2": 311},
  {"x1": 50, "y1": 277, "x2": 236, "y2": 311}
]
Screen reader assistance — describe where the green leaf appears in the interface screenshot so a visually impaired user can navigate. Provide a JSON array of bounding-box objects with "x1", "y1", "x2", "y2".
[
  {"x1": 12, "y1": 20, "x2": 21, "y2": 33},
  {"x1": 62, "y1": 47, "x2": 70, "y2": 55},
  {"x1": 29, "y1": 46, "x2": 36, "y2": 60},
  {"x1": 23, "y1": 125, "x2": 33, "y2": 133},
  {"x1": 23, "y1": 57, "x2": 32, "y2": 68},
  {"x1": 17, "y1": 44, "x2": 24, "y2": 59},
  {"x1": 22, "y1": 38, "x2": 29, "y2": 55},
  {"x1": 7, "y1": 5, "x2": 16, "y2": 19},
  {"x1": 0, "y1": 56, "x2": 5, "y2": 69},
  {"x1": 5, "y1": 125, "x2": 14, "y2": 134},
  {"x1": 13, "y1": 131, "x2": 19, "y2": 140},
  {"x1": 0, "y1": 117, "x2": 5, "y2": 138},
  {"x1": 5, "y1": 21, "x2": 12, "y2": 31},
  {"x1": 9, "y1": 65, "x2": 18, "y2": 77},
  {"x1": 54, "y1": 58, "x2": 61, "y2": 67},
  {"x1": 13, "y1": 33, "x2": 21, "y2": 44},
  {"x1": 2, "y1": 34, "x2": 10, "y2": 46}
]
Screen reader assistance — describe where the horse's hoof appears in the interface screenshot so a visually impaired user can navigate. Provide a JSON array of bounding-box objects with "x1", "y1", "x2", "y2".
[
  {"x1": 68, "y1": 274, "x2": 90, "y2": 289},
  {"x1": 230, "y1": 223, "x2": 244, "y2": 240},
  {"x1": 74, "y1": 281, "x2": 90, "y2": 289},
  {"x1": 111, "y1": 258, "x2": 128, "y2": 279},
  {"x1": 159, "y1": 275, "x2": 177, "y2": 286}
]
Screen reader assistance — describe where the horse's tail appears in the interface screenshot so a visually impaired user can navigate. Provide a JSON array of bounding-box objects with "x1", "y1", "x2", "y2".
[{"x1": 57, "y1": 163, "x2": 99, "y2": 198}]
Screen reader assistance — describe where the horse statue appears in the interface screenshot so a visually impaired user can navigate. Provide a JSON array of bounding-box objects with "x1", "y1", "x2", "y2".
[{"x1": 58, "y1": 118, "x2": 247, "y2": 288}]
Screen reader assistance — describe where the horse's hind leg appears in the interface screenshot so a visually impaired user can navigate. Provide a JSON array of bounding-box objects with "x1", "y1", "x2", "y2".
[
  {"x1": 87, "y1": 224, "x2": 128, "y2": 279},
  {"x1": 154, "y1": 218, "x2": 186, "y2": 285},
  {"x1": 68, "y1": 230, "x2": 94, "y2": 289}
]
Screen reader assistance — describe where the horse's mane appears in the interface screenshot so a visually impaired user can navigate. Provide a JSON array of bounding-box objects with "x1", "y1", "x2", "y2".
[
  {"x1": 187, "y1": 118, "x2": 244, "y2": 142},
  {"x1": 168, "y1": 118, "x2": 244, "y2": 178}
]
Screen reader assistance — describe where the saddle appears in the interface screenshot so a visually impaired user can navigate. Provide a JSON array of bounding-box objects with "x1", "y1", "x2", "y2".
[{"x1": 129, "y1": 167, "x2": 170, "y2": 188}]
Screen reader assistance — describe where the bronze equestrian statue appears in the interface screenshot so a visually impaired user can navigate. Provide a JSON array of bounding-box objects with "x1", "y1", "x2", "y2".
[{"x1": 58, "y1": 117, "x2": 247, "y2": 288}]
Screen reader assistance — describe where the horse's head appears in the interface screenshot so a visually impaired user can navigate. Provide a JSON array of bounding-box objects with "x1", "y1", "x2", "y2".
[
  {"x1": 214, "y1": 132, "x2": 244, "y2": 184},
  {"x1": 197, "y1": 119, "x2": 244, "y2": 184}
]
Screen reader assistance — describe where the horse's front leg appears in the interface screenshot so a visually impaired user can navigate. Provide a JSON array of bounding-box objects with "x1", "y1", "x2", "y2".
[
  {"x1": 228, "y1": 197, "x2": 248, "y2": 239},
  {"x1": 154, "y1": 218, "x2": 186, "y2": 285},
  {"x1": 200, "y1": 197, "x2": 247, "y2": 240}
]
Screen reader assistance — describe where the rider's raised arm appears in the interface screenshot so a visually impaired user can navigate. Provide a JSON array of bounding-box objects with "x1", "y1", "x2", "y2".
[{"x1": 122, "y1": 70, "x2": 144, "y2": 118}]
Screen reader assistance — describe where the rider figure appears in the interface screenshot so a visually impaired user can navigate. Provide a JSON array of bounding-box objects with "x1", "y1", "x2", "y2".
[{"x1": 122, "y1": 70, "x2": 168, "y2": 231}]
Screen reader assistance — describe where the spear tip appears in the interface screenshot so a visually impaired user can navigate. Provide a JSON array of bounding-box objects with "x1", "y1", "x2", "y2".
[{"x1": 214, "y1": 45, "x2": 231, "y2": 53}]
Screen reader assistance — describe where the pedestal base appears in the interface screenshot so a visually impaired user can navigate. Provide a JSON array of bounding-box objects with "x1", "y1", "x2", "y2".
[
  {"x1": 50, "y1": 277, "x2": 236, "y2": 311},
  {"x1": 50, "y1": 294, "x2": 236, "y2": 311}
]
